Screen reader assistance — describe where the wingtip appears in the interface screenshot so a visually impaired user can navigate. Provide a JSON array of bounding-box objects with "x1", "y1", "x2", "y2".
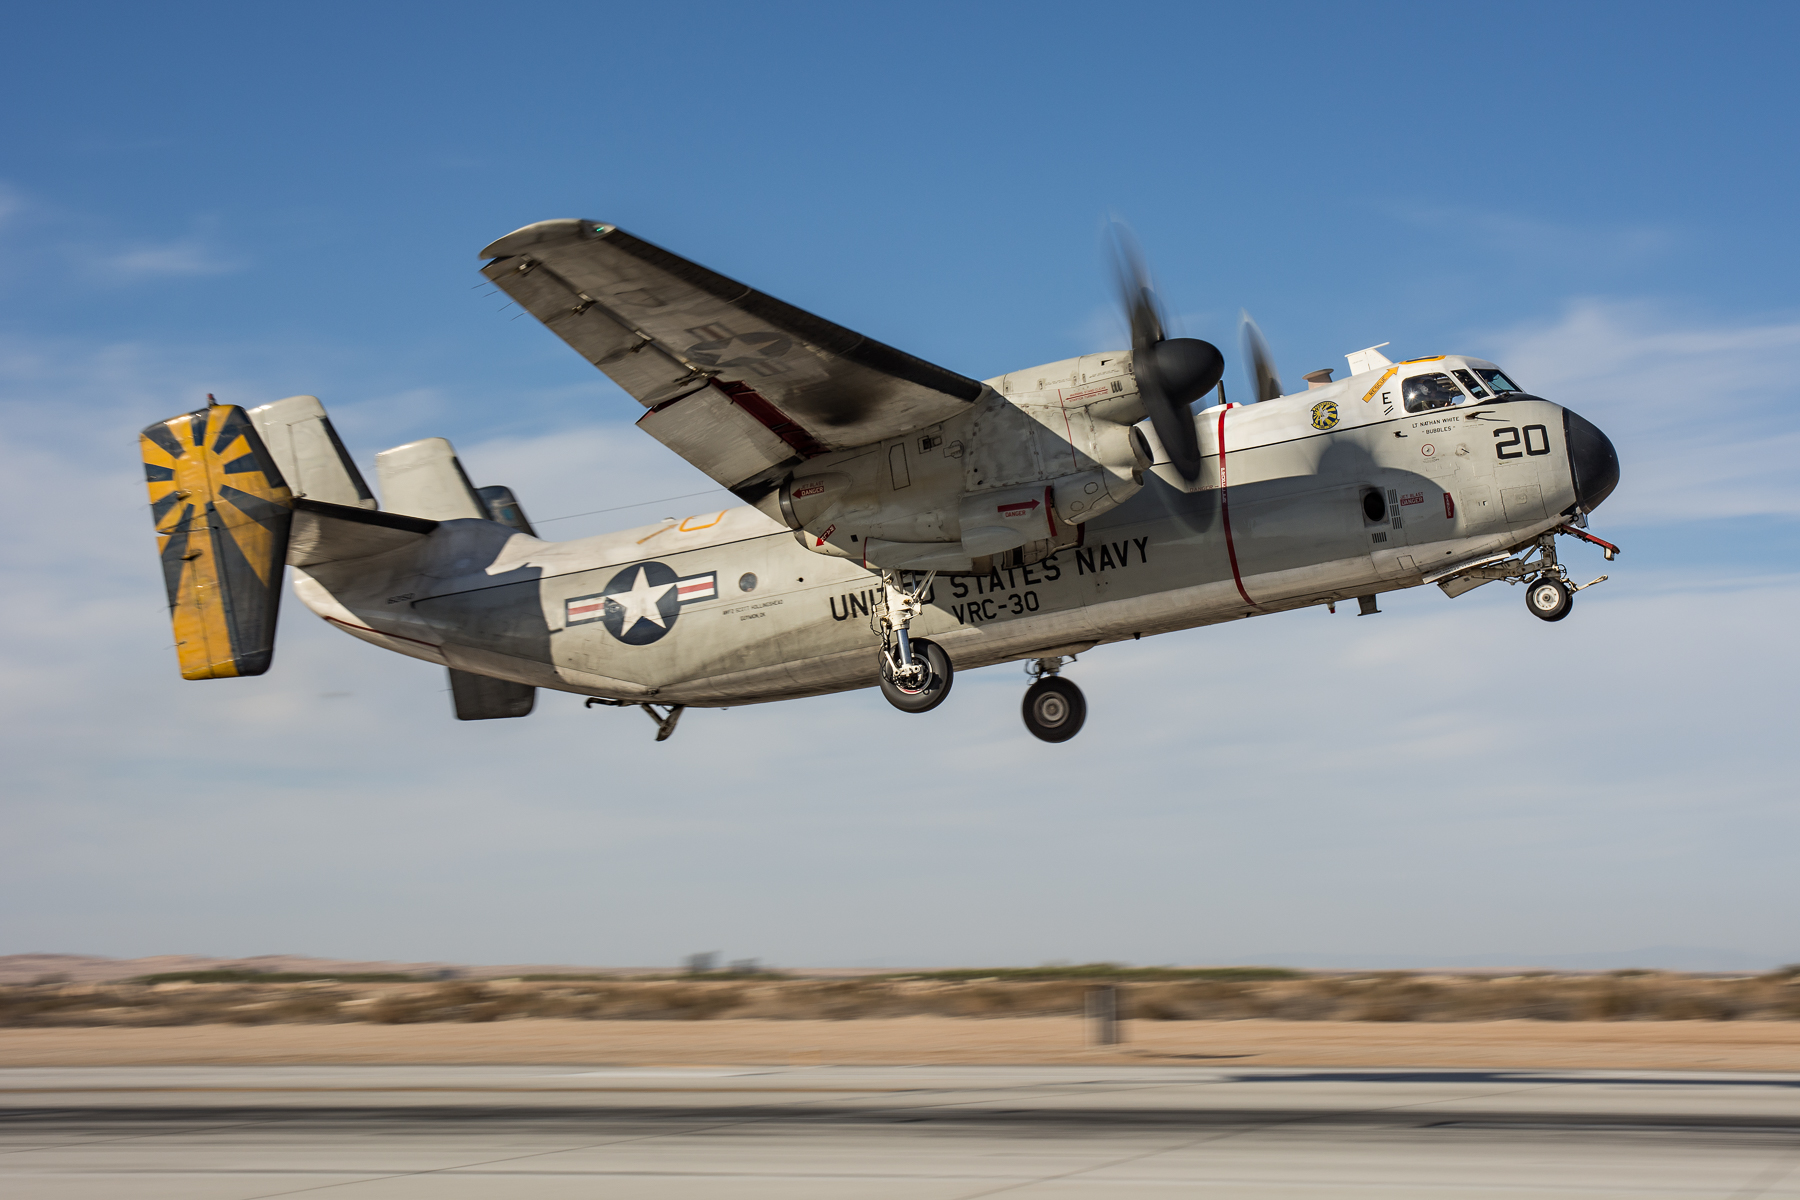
[{"x1": 479, "y1": 219, "x2": 609, "y2": 260}]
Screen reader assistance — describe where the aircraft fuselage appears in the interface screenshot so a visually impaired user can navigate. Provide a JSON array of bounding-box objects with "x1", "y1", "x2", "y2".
[{"x1": 295, "y1": 379, "x2": 1613, "y2": 708}]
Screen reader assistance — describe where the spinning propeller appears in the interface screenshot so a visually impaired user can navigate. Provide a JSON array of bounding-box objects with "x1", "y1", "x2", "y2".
[
  {"x1": 1108, "y1": 225, "x2": 1224, "y2": 483},
  {"x1": 1240, "y1": 311, "x2": 1286, "y2": 403}
]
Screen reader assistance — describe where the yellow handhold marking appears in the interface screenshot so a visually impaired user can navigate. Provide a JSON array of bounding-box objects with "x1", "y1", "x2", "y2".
[
  {"x1": 1360, "y1": 366, "x2": 1398, "y2": 404},
  {"x1": 678, "y1": 510, "x2": 726, "y2": 532}
]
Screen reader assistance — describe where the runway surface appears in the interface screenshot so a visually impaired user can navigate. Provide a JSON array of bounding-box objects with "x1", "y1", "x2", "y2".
[{"x1": 4, "y1": 1063, "x2": 1800, "y2": 1197}]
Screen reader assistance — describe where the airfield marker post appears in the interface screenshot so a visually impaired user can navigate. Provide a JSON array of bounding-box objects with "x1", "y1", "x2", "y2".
[{"x1": 1086, "y1": 985, "x2": 1122, "y2": 1046}]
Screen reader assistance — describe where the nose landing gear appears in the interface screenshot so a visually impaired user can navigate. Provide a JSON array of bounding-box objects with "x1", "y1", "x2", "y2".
[
  {"x1": 1022, "y1": 657, "x2": 1086, "y2": 743},
  {"x1": 1520, "y1": 528, "x2": 1613, "y2": 622},
  {"x1": 1434, "y1": 527, "x2": 1617, "y2": 622}
]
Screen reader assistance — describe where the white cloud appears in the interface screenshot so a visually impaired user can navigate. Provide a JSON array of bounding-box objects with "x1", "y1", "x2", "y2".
[
  {"x1": 0, "y1": 183, "x2": 243, "y2": 282},
  {"x1": 1392, "y1": 204, "x2": 1678, "y2": 269},
  {"x1": 93, "y1": 236, "x2": 243, "y2": 279}
]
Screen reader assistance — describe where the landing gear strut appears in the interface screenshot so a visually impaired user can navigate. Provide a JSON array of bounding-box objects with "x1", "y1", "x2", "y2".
[
  {"x1": 584, "y1": 696, "x2": 686, "y2": 741},
  {"x1": 1433, "y1": 526, "x2": 1614, "y2": 622},
  {"x1": 1518, "y1": 530, "x2": 1609, "y2": 623},
  {"x1": 1022, "y1": 657, "x2": 1086, "y2": 743},
  {"x1": 876, "y1": 570, "x2": 953, "y2": 713}
]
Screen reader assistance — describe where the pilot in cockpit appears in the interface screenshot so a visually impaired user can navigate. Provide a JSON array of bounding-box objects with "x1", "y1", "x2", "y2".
[{"x1": 1403, "y1": 372, "x2": 1463, "y2": 412}]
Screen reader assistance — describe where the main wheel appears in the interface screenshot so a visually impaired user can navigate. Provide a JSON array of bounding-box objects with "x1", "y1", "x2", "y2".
[
  {"x1": 1022, "y1": 676, "x2": 1086, "y2": 743},
  {"x1": 879, "y1": 638, "x2": 953, "y2": 713},
  {"x1": 1526, "y1": 576, "x2": 1573, "y2": 622}
]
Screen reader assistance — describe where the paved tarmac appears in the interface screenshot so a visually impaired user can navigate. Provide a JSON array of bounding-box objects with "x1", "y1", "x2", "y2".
[{"x1": 4, "y1": 1064, "x2": 1800, "y2": 1197}]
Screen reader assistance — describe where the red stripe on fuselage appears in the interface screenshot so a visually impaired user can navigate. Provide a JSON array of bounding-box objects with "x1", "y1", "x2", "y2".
[{"x1": 1217, "y1": 405, "x2": 1258, "y2": 610}]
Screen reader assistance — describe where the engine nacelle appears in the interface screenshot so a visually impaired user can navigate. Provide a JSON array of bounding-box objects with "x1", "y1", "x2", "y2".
[{"x1": 774, "y1": 376, "x2": 1153, "y2": 574}]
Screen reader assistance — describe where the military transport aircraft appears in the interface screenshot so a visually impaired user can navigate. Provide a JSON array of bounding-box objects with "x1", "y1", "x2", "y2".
[{"x1": 142, "y1": 221, "x2": 1621, "y2": 743}]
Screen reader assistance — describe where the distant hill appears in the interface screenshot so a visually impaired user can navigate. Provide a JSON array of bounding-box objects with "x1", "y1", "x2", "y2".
[
  {"x1": 1254, "y1": 946, "x2": 1784, "y2": 972},
  {"x1": 0, "y1": 954, "x2": 661, "y2": 985},
  {"x1": 5, "y1": 946, "x2": 1787, "y2": 986}
]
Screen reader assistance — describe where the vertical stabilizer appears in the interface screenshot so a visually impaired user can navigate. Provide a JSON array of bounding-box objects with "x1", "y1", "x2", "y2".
[
  {"x1": 475, "y1": 484, "x2": 537, "y2": 535},
  {"x1": 141, "y1": 402, "x2": 293, "y2": 679},
  {"x1": 375, "y1": 438, "x2": 485, "y2": 520},
  {"x1": 246, "y1": 395, "x2": 376, "y2": 510},
  {"x1": 448, "y1": 669, "x2": 536, "y2": 720}
]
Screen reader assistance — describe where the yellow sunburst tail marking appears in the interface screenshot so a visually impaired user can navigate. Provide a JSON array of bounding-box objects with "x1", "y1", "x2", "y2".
[{"x1": 141, "y1": 403, "x2": 295, "y2": 679}]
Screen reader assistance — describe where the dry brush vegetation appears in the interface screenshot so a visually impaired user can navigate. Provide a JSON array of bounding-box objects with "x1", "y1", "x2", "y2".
[{"x1": 7, "y1": 969, "x2": 1800, "y2": 1028}]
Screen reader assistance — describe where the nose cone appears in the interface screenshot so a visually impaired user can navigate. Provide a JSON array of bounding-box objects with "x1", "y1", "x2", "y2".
[{"x1": 1564, "y1": 408, "x2": 1620, "y2": 513}]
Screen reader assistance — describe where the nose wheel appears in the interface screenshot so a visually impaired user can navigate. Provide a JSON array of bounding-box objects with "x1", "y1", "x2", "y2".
[
  {"x1": 1022, "y1": 658, "x2": 1086, "y2": 742},
  {"x1": 1526, "y1": 575, "x2": 1573, "y2": 622}
]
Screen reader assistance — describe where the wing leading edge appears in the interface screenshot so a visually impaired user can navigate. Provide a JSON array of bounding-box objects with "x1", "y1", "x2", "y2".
[{"x1": 480, "y1": 220, "x2": 983, "y2": 497}]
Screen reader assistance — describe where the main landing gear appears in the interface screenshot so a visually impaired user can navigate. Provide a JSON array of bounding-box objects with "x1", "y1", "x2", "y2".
[
  {"x1": 876, "y1": 570, "x2": 953, "y2": 713},
  {"x1": 1022, "y1": 657, "x2": 1086, "y2": 743}
]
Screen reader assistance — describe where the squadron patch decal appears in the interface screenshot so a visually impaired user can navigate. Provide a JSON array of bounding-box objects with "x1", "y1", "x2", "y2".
[
  {"x1": 566, "y1": 563, "x2": 719, "y2": 645},
  {"x1": 1310, "y1": 400, "x2": 1339, "y2": 430}
]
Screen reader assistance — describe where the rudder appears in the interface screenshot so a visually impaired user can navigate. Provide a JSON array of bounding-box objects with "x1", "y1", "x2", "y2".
[{"x1": 142, "y1": 400, "x2": 294, "y2": 679}]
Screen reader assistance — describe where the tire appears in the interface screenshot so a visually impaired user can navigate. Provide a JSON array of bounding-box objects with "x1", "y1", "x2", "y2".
[
  {"x1": 1022, "y1": 676, "x2": 1087, "y2": 743},
  {"x1": 1526, "y1": 576, "x2": 1573, "y2": 622},
  {"x1": 879, "y1": 638, "x2": 954, "y2": 713}
]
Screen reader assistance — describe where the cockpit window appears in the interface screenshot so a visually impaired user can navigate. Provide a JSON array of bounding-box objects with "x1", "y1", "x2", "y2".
[
  {"x1": 1452, "y1": 368, "x2": 1490, "y2": 398},
  {"x1": 1474, "y1": 367, "x2": 1522, "y2": 394},
  {"x1": 1402, "y1": 372, "x2": 1465, "y2": 413}
]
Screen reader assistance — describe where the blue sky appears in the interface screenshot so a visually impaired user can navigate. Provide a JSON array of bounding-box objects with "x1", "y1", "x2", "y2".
[{"x1": 2, "y1": 2, "x2": 1796, "y2": 970}]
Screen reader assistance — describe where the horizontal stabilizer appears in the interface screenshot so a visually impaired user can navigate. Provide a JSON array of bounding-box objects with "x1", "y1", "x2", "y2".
[
  {"x1": 142, "y1": 402, "x2": 293, "y2": 679},
  {"x1": 289, "y1": 498, "x2": 436, "y2": 568}
]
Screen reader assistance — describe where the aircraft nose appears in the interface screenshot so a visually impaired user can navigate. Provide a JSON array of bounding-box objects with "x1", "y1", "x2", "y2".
[{"x1": 1563, "y1": 408, "x2": 1620, "y2": 513}]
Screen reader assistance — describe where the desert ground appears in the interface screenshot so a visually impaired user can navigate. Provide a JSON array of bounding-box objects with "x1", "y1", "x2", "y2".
[
  {"x1": 12, "y1": 959, "x2": 1800, "y2": 1072},
  {"x1": 9, "y1": 1017, "x2": 1800, "y2": 1072}
]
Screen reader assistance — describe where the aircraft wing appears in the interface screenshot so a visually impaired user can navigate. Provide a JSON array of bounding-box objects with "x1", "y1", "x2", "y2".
[{"x1": 479, "y1": 220, "x2": 984, "y2": 495}]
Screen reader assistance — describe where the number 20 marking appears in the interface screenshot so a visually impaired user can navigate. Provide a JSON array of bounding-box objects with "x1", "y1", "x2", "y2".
[{"x1": 1495, "y1": 425, "x2": 1550, "y2": 459}]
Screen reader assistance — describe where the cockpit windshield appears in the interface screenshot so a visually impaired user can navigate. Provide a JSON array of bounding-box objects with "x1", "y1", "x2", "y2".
[
  {"x1": 1474, "y1": 367, "x2": 1521, "y2": 394},
  {"x1": 1452, "y1": 368, "x2": 1489, "y2": 398},
  {"x1": 1402, "y1": 372, "x2": 1463, "y2": 413}
]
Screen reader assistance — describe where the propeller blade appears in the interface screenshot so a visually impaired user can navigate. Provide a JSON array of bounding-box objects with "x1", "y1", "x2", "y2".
[
  {"x1": 1240, "y1": 311, "x2": 1284, "y2": 403},
  {"x1": 1106, "y1": 221, "x2": 1164, "y2": 351},
  {"x1": 1105, "y1": 222, "x2": 1222, "y2": 483}
]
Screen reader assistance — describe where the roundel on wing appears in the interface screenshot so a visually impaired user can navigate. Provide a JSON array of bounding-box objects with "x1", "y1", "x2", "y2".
[{"x1": 601, "y1": 562, "x2": 683, "y2": 645}]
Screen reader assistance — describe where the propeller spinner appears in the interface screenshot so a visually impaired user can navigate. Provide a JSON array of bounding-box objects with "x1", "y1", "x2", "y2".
[{"x1": 1107, "y1": 226, "x2": 1223, "y2": 483}]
